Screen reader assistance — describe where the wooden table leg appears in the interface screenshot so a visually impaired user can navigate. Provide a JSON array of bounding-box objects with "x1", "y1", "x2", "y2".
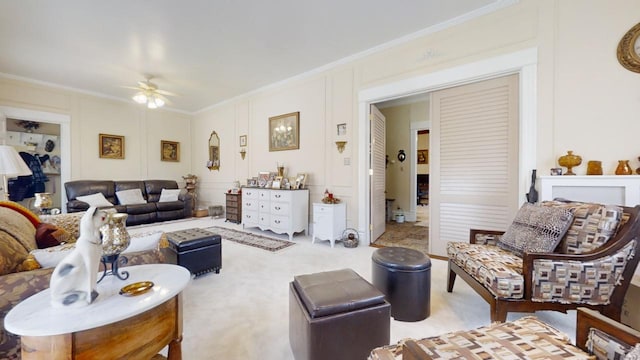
[{"x1": 167, "y1": 335, "x2": 183, "y2": 360}]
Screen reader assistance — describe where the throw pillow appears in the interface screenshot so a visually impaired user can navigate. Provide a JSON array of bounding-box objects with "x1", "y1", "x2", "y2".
[
  {"x1": 0, "y1": 206, "x2": 37, "y2": 252},
  {"x1": 123, "y1": 231, "x2": 164, "y2": 253},
  {"x1": 158, "y1": 188, "x2": 181, "y2": 202},
  {"x1": 0, "y1": 230, "x2": 29, "y2": 275},
  {"x1": 116, "y1": 188, "x2": 147, "y2": 205},
  {"x1": 498, "y1": 203, "x2": 574, "y2": 257},
  {"x1": 76, "y1": 192, "x2": 113, "y2": 208},
  {"x1": 30, "y1": 243, "x2": 75, "y2": 269},
  {"x1": 541, "y1": 201, "x2": 624, "y2": 254},
  {"x1": 35, "y1": 222, "x2": 70, "y2": 248},
  {"x1": 39, "y1": 212, "x2": 85, "y2": 241}
]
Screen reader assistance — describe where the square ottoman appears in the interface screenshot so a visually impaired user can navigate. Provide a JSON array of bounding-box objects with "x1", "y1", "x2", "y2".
[
  {"x1": 289, "y1": 268, "x2": 390, "y2": 360},
  {"x1": 166, "y1": 228, "x2": 221, "y2": 277}
]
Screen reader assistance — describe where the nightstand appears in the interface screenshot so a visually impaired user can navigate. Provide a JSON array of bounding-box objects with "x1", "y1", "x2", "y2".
[{"x1": 312, "y1": 203, "x2": 346, "y2": 248}]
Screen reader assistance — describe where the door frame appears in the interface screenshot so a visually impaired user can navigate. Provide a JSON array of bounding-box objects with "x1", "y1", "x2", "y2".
[
  {"x1": 0, "y1": 106, "x2": 71, "y2": 209},
  {"x1": 357, "y1": 47, "x2": 538, "y2": 245}
]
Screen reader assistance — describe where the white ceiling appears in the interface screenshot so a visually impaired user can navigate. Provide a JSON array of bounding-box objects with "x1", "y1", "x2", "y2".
[{"x1": 0, "y1": 0, "x2": 504, "y2": 113}]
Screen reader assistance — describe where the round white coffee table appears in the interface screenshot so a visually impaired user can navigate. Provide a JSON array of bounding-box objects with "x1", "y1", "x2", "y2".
[{"x1": 5, "y1": 264, "x2": 190, "y2": 359}]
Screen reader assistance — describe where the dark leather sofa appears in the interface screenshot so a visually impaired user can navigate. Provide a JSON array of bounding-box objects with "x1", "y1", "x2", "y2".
[{"x1": 64, "y1": 180, "x2": 193, "y2": 226}]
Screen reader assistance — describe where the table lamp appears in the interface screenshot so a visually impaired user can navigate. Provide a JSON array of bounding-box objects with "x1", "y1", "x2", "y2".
[{"x1": 0, "y1": 145, "x2": 33, "y2": 201}]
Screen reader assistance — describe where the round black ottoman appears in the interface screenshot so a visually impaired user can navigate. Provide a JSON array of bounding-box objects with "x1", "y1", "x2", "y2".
[{"x1": 372, "y1": 247, "x2": 431, "y2": 322}]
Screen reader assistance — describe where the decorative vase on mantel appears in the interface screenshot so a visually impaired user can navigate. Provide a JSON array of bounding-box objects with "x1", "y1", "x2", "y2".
[
  {"x1": 558, "y1": 151, "x2": 582, "y2": 176},
  {"x1": 615, "y1": 160, "x2": 633, "y2": 175}
]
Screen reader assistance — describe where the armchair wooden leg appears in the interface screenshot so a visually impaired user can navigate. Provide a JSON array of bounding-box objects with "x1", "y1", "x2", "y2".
[
  {"x1": 447, "y1": 261, "x2": 456, "y2": 293},
  {"x1": 490, "y1": 303, "x2": 508, "y2": 323}
]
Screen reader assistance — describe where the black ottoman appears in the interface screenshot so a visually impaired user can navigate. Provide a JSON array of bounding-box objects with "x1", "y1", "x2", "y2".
[
  {"x1": 372, "y1": 247, "x2": 431, "y2": 322},
  {"x1": 166, "y1": 228, "x2": 221, "y2": 277},
  {"x1": 289, "y1": 268, "x2": 390, "y2": 360}
]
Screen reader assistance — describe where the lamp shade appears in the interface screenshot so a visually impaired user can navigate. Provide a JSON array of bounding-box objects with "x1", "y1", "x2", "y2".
[{"x1": 0, "y1": 145, "x2": 32, "y2": 177}]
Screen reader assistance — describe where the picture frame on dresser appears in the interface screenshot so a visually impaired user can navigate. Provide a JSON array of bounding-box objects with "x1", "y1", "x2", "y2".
[{"x1": 295, "y1": 173, "x2": 307, "y2": 189}]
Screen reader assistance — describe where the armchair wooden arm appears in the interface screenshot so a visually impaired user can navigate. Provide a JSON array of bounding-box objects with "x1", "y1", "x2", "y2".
[{"x1": 576, "y1": 307, "x2": 640, "y2": 353}]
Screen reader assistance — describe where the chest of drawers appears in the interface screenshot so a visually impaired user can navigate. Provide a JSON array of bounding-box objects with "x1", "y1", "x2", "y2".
[
  {"x1": 242, "y1": 188, "x2": 309, "y2": 241},
  {"x1": 225, "y1": 193, "x2": 242, "y2": 224}
]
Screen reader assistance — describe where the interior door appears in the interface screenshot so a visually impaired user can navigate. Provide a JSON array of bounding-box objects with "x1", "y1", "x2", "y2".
[
  {"x1": 430, "y1": 74, "x2": 520, "y2": 256},
  {"x1": 370, "y1": 104, "x2": 386, "y2": 242}
]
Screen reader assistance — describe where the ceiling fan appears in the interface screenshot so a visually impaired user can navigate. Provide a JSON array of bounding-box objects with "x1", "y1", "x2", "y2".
[{"x1": 125, "y1": 76, "x2": 176, "y2": 109}]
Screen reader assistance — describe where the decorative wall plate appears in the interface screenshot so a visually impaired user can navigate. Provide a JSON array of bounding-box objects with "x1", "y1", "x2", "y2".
[{"x1": 617, "y1": 22, "x2": 640, "y2": 73}]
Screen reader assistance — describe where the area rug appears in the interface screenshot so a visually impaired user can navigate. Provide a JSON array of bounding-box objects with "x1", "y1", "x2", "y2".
[
  {"x1": 372, "y1": 221, "x2": 429, "y2": 254},
  {"x1": 206, "y1": 226, "x2": 295, "y2": 252}
]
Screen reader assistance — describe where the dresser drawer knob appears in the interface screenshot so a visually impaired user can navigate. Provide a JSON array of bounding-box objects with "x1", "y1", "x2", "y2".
[
  {"x1": 275, "y1": 206, "x2": 281, "y2": 210},
  {"x1": 275, "y1": 220, "x2": 281, "y2": 224}
]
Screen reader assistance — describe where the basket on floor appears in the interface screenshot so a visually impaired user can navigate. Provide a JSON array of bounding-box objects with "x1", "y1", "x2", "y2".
[{"x1": 342, "y1": 228, "x2": 359, "y2": 248}]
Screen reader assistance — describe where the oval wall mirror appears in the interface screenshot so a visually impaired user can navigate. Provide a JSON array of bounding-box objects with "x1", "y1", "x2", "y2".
[{"x1": 208, "y1": 131, "x2": 220, "y2": 171}]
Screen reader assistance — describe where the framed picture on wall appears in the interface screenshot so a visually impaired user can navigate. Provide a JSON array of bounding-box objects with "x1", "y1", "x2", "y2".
[
  {"x1": 337, "y1": 123, "x2": 347, "y2": 136},
  {"x1": 417, "y1": 149, "x2": 428, "y2": 164},
  {"x1": 99, "y1": 133, "x2": 125, "y2": 159},
  {"x1": 161, "y1": 140, "x2": 180, "y2": 162},
  {"x1": 239, "y1": 135, "x2": 247, "y2": 147},
  {"x1": 269, "y1": 111, "x2": 300, "y2": 151}
]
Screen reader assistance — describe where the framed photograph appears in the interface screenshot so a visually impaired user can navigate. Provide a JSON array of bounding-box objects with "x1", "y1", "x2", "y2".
[
  {"x1": 269, "y1": 111, "x2": 300, "y2": 151},
  {"x1": 272, "y1": 176, "x2": 282, "y2": 189},
  {"x1": 337, "y1": 123, "x2": 347, "y2": 136},
  {"x1": 294, "y1": 173, "x2": 307, "y2": 189},
  {"x1": 417, "y1": 149, "x2": 428, "y2": 164},
  {"x1": 99, "y1": 133, "x2": 125, "y2": 159},
  {"x1": 239, "y1": 135, "x2": 247, "y2": 147},
  {"x1": 161, "y1": 140, "x2": 180, "y2": 162},
  {"x1": 258, "y1": 172, "x2": 270, "y2": 188}
]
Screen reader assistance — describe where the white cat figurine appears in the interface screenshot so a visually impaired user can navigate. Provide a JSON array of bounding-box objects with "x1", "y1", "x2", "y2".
[{"x1": 50, "y1": 206, "x2": 108, "y2": 307}]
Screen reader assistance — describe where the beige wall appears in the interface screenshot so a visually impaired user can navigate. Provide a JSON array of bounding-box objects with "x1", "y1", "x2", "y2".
[
  {"x1": 2, "y1": 0, "x2": 640, "y2": 226},
  {"x1": 0, "y1": 77, "x2": 192, "y2": 191}
]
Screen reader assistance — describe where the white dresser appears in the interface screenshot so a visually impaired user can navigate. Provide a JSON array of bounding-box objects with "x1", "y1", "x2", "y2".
[
  {"x1": 242, "y1": 188, "x2": 309, "y2": 241},
  {"x1": 312, "y1": 203, "x2": 346, "y2": 248}
]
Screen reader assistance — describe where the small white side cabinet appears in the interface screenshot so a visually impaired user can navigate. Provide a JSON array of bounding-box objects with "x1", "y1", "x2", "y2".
[{"x1": 312, "y1": 203, "x2": 346, "y2": 248}]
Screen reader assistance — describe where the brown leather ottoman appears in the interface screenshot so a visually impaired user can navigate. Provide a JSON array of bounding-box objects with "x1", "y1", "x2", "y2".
[
  {"x1": 166, "y1": 228, "x2": 221, "y2": 277},
  {"x1": 289, "y1": 268, "x2": 390, "y2": 360}
]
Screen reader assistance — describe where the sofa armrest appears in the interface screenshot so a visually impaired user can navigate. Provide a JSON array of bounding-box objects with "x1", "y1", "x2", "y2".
[
  {"x1": 469, "y1": 229, "x2": 505, "y2": 245},
  {"x1": 66, "y1": 199, "x2": 90, "y2": 213},
  {"x1": 576, "y1": 307, "x2": 640, "y2": 353},
  {"x1": 179, "y1": 192, "x2": 193, "y2": 218}
]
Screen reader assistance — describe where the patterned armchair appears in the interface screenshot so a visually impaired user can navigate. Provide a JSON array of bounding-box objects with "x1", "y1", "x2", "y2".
[{"x1": 446, "y1": 199, "x2": 640, "y2": 322}]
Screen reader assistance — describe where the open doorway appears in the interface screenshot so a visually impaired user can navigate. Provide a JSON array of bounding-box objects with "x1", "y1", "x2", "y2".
[
  {"x1": 358, "y1": 49, "x2": 538, "y2": 255},
  {"x1": 370, "y1": 95, "x2": 430, "y2": 253}
]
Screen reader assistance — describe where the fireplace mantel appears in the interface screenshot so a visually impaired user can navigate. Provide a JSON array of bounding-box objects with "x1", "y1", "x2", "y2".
[{"x1": 539, "y1": 175, "x2": 640, "y2": 206}]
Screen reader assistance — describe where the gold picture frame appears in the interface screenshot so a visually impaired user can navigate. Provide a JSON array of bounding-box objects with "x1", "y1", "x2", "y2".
[
  {"x1": 417, "y1": 149, "x2": 428, "y2": 164},
  {"x1": 269, "y1": 111, "x2": 300, "y2": 151},
  {"x1": 161, "y1": 140, "x2": 180, "y2": 162},
  {"x1": 617, "y1": 22, "x2": 640, "y2": 73},
  {"x1": 99, "y1": 133, "x2": 124, "y2": 159}
]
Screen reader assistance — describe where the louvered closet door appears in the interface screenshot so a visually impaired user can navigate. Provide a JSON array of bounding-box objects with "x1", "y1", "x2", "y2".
[
  {"x1": 430, "y1": 74, "x2": 519, "y2": 256},
  {"x1": 370, "y1": 104, "x2": 386, "y2": 242}
]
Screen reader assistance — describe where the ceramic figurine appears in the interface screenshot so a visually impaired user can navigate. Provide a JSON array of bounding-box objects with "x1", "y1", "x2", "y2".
[{"x1": 49, "y1": 207, "x2": 108, "y2": 307}]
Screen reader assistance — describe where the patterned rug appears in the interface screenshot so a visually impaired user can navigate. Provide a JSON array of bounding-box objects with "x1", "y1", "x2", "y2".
[
  {"x1": 206, "y1": 226, "x2": 295, "y2": 252},
  {"x1": 372, "y1": 221, "x2": 429, "y2": 254}
]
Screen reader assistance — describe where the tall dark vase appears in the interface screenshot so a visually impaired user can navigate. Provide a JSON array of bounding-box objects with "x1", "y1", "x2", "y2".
[{"x1": 526, "y1": 169, "x2": 538, "y2": 203}]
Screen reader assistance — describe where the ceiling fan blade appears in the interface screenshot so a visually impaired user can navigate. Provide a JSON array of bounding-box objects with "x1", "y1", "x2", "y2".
[{"x1": 155, "y1": 89, "x2": 177, "y2": 97}]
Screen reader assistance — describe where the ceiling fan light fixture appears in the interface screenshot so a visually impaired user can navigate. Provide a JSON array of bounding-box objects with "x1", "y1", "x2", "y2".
[
  {"x1": 133, "y1": 92, "x2": 147, "y2": 104},
  {"x1": 147, "y1": 99, "x2": 158, "y2": 109},
  {"x1": 153, "y1": 96, "x2": 165, "y2": 107}
]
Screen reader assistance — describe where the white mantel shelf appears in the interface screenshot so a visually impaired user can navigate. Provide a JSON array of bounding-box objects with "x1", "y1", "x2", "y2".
[{"x1": 539, "y1": 175, "x2": 640, "y2": 207}]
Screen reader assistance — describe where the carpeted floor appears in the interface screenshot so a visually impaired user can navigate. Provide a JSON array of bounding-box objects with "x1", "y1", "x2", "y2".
[{"x1": 373, "y1": 220, "x2": 429, "y2": 254}]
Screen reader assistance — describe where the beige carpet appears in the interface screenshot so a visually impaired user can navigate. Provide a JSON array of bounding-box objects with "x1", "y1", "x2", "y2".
[
  {"x1": 373, "y1": 220, "x2": 429, "y2": 254},
  {"x1": 129, "y1": 217, "x2": 575, "y2": 360}
]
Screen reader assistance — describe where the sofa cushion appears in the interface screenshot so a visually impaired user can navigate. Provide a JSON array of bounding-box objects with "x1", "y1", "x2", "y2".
[
  {"x1": 542, "y1": 201, "x2": 624, "y2": 254},
  {"x1": 159, "y1": 189, "x2": 181, "y2": 202},
  {"x1": 116, "y1": 188, "x2": 146, "y2": 205},
  {"x1": 35, "y1": 223, "x2": 70, "y2": 248},
  {"x1": 76, "y1": 192, "x2": 113, "y2": 208},
  {"x1": 124, "y1": 203, "x2": 157, "y2": 215},
  {"x1": 156, "y1": 200, "x2": 184, "y2": 212},
  {"x1": 498, "y1": 203, "x2": 573, "y2": 256},
  {"x1": 447, "y1": 242, "x2": 524, "y2": 299},
  {"x1": 145, "y1": 180, "x2": 179, "y2": 203}
]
